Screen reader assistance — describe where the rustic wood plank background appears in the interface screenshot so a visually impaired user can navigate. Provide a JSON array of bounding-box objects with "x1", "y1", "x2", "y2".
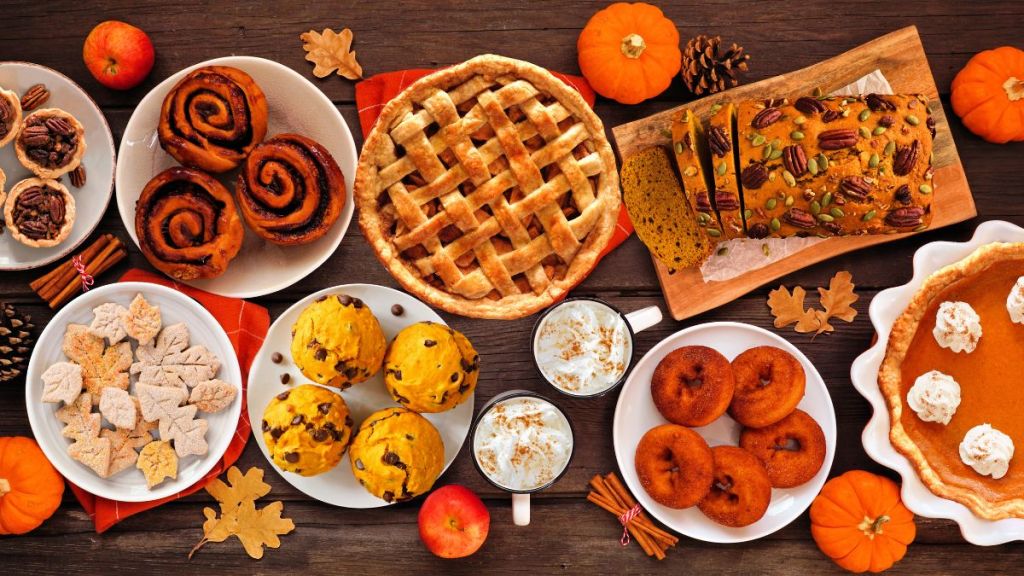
[{"x1": 1, "y1": 1, "x2": 1023, "y2": 573}]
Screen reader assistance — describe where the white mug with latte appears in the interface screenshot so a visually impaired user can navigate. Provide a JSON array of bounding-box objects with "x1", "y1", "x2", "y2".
[{"x1": 471, "y1": 390, "x2": 574, "y2": 526}]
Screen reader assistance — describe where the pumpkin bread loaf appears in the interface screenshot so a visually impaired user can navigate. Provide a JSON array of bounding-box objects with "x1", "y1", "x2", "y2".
[
  {"x1": 707, "y1": 102, "x2": 745, "y2": 239},
  {"x1": 671, "y1": 109, "x2": 723, "y2": 247}
]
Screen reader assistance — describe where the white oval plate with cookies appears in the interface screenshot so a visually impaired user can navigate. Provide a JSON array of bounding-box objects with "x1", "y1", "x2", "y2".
[
  {"x1": 247, "y1": 283, "x2": 475, "y2": 508},
  {"x1": 115, "y1": 55, "x2": 356, "y2": 298},
  {"x1": 0, "y1": 61, "x2": 116, "y2": 271},
  {"x1": 25, "y1": 282, "x2": 242, "y2": 502},
  {"x1": 613, "y1": 322, "x2": 836, "y2": 543}
]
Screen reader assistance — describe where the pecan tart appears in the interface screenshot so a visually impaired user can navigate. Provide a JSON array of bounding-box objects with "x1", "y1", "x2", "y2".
[
  {"x1": 355, "y1": 55, "x2": 620, "y2": 319},
  {"x1": 236, "y1": 133, "x2": 345, "y2": 246},
  {"x1": 135, "y1": 167, "x2": 244, "y2": 280},
  {"x1": 3, "y1": 177, "x2": 76, "y2": 248},
  {"x1": 15, "y1": 108, "x2": 86, "y2": 179},
  {"x1": 0, "y1": 87, "x2": 22, "y2": 148},
  {"x1": 158, "y1": 65, "x2": 268, "y2": 173},
  {"x1": 879, "y1": 242, "x2": 1024, "y2": 519}
]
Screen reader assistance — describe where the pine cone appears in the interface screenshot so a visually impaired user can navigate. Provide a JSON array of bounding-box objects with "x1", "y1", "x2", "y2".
[
  {"x1": 0, "y1": 302, "x2": 34, "y2": 382},
  {"x1": 681, "y1": 35, "x2": 751, "y2": 96}
]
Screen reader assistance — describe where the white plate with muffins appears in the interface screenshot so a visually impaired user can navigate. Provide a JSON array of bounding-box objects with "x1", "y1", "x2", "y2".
[
  {"x1": 115, "y1": 56, "x2": 356, "y2": 298},
  {"x1": 613, "y1": 322, "x2": 836, "y2": 543},
  {"x1": 0, "y1": 61, "x2": 116, "y2": 270},
  {"x1": 247, "y1": 283, "x2": 477, "y2": 508}
]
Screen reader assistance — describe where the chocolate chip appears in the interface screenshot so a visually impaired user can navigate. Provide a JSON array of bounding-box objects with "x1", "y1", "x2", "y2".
[
  {"x1": 314, "y1": 348, "x2": 328, "y2": 361},
  {"x1": 345, "y1": 415, "x2": 354, "y2": 427},
  {"x1": 391, "y1": 369, "x2": 402, "y2": 381},
  {"x1": 280, "y1": 373, "x2": 291, "y2": 385},
  {"x1": 382, "y1": 490, "x2": 395, "y2": 502},
  {"x1": 405, "y1": 434, "x2": 415, "y2": 441},
  {"x1": 271, "y1": 352, "x2": 283, "y2": 364},
  {"x1": 318, "y1": 402, "x2": 332, "y2": 414},
  {"x1": 450, "y1": 372, "x2": 459, "y2": 382},
  {"x1": 271, "y1": 427, "x2": 284, "y2": 440},
  {"x1": 391, "y1": 304, "x2": 404, "y2": 316},
  {"x1": 344, "y1": 366, "x2": 359, "y2": 379},
  {"x1": 354, "y1": 458, "x2": 365, "y2": 470},
  {"x1": 291, "y1": 415, "x2": 305, "y2": 426},
  {"x1": 261, "y1": 420, "x2": 270, "y2": 432},
  {"x1": 353, "y1": 299, "x2": 364, "y2": 309},
  {"x1": 424, "y1": 339, "x2": 437, "y2": 347},
  {"x1": 337, "y1": 294, "x2": 352, "y2": 306},
  {"x1": 382, "y1": 451, "x2": 400, "y2": 465},
  {"x1": 324, "y1": 421, "x2": 336, "y2": 430},
  {"x1": 276, "y1": 391, "x2": 290, "y2": 401},
  {"x1": 312, "y1": 428, "x2": 329, "y2": 442},
  {"x1": 284, "y1": 452, "x2": 300, "y2": 463}
]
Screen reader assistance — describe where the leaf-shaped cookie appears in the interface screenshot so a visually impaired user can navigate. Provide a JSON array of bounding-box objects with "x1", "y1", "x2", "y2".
[
  {"x1": 133, "y1": 323, "x2": 190, "y2": 369},
  {"x1": 123, "y1": 293, "x2": 162, "y2": 346},
  {"x1": 41, "y1": 361, "x2": 83, "y2": 404},
  {"x1": 301, "y1": 28, "x2": 363, "y2": 79},
  {"x1": 68, "y1": 435, "x2": 112, "y2": 477},
  {"x1": 56, "y1": 393, "x2": 101, "y2": 441},
  {"x1": 137, "y1": 384, "x2": 209, "y2": 458},
  {"x1": 767, "y1": 285, "x2": 821, "y2": 333},
  {"x1": 63, "y1": 324, "x2": 131, "y2": 403},
  {"x1": 137, "y1": 440, "x2": 178, "y2": 488},
  {"x1": 88, "y1": 302, "x2": 128, "y2": 344},
  {"x1": 133, "y1": 324, "x2": 221, "y2": 390},
  {"x1": 189, "y1": 379, "x2": 238, "y2": 413},
  {"x1": 99, "y1": 387, "x2": 137, "y2": 430}
]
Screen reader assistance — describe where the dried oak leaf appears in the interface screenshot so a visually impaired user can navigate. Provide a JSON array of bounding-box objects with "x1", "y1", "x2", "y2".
[
  {"x1": 190, "y1": 466, "x2": 293, "y2": 560},
  {"x1": 819, "y1": 271, "x2": 859, "y2": 324},
  {"x1": 767, "y1": 285, "x2": 821, "y2": 333},
  {"x1": 301, "y1": 27, "x2": 363, "y2": 80},
  {"x1": 63, "y1": 324, "x2": 132, "y2": 403},
  {"x1": 132, "y1": 323, "x2": 221, "y2": 391}
]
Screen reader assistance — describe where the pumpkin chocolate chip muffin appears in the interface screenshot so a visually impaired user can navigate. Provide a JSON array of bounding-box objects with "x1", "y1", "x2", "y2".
[
  {"x1": 290, "y1": 294, "x2": 387, "y2": 389},
  {"x1": 384, "y1": 322, "x2": 479, "y2": 413},
  {"x1": 261, "y1": 384, "x2": 354, "y2": 476},
  {"x1": 349, "y1": 407, "x2": 444, "y2": 503}
]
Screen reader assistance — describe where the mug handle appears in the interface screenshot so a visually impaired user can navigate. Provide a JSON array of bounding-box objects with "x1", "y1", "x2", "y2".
[
  {"x1": 624, "y1": 305, "x2": 663, "y2": 334},
  {"x1": 513, "y1": 493, "x2": 530, "y2": 526}
]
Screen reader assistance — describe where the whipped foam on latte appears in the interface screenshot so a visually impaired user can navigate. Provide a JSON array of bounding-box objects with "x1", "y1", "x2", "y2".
[
  {"x1": 473, "y1": 396, "x2": 573, "y2": 491},
  {"x1": 534, "y1": 300, "x2": 631, "y2": 395}
]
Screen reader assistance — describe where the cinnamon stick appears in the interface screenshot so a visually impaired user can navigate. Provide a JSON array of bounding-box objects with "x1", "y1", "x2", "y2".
[
  {"x1": 589, "y1": 475, "x2": 662, "y2": 558},
  {"x1": 34, "y1": 234, "x2": 112, "y2": 299},
  {"x1": 48, "y1": 243, "x2": 126, "y2": 309},
  {"x1": 604, "y1": 473, "x2": 678, "y2": 546}
]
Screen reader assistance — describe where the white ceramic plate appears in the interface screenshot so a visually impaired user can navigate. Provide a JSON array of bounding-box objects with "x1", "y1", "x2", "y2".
[
  {"x1": 247, "y1": 284, "x2": 474, "y2": 508},
  {"x1": 25, "y1": 282, "x2": 242, "y2": 502},
  {"x1": 115, "y1": 56, "x2": 356, "y2": 298},
  {"x1": 851, "y1": 220, "x2": 1024, "y2": 545},
  {"x1": 613, "y1": 322, "x2": 836, "y2": 543},
  {"x1": 0, "y1": 61, "x2": 115, "y2": 270}
]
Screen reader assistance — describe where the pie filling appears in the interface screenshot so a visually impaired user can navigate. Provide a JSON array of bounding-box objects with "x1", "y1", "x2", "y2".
[
  {"x1": 11, "y1": 185, "x2": 67, "y2": 240},
  {"x1": 19, "y1": 114, "x2": 79, "y2": 169}
]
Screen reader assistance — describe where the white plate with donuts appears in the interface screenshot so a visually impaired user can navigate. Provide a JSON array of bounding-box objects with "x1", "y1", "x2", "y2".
[
  {"x1": 0, "y1": 61, "x2": 116, "y2": 271},
  {"x1": 115, "y1": 56, "x2": 356, "y2": 298},
  {"x1": 613, "y1": 322, "x2": 836, "y2": 543}
]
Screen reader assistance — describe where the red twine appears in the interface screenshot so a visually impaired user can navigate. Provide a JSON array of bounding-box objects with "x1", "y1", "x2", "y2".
[
  {"x1": 72, "y1": 255, "x2": 94, "y2": 291},
  {"x1": 618, "y1": 503, "x2": 643, "y2": 546}
]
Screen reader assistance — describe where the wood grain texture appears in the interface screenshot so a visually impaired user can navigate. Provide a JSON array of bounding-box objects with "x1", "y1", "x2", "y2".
[
  {"x1": 612, "y1": 26, "x2": 978, "y2": 320},
  {"x1": 0, "y1": 1, "x2": 1023, "y2": 574}
]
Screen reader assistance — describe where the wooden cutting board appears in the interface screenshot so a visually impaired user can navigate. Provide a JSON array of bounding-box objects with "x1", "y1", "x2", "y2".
[{"x1": 610, "y1": 26, "x2": 975, "y2": 321}]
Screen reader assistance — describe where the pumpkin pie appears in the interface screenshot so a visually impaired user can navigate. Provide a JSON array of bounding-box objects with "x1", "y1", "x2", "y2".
[{"x1": 879, "y1": 242, "x2": 1024, "y2": 519}]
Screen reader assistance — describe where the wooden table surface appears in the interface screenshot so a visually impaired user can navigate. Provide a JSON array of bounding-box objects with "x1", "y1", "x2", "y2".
[{"x1": 2, "y1": 1, "x2": 1023, "y2": 573}]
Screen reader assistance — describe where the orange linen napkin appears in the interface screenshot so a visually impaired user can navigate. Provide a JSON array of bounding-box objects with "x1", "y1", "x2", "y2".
[
  {"x1": 355, "y1": 68, "x2": 634, "y2": 266},
  {"x1": 67, "y1": 269, "x2": 270, "y2": 533}
]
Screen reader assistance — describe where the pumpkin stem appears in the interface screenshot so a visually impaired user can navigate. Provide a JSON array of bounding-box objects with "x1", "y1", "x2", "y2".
[
  {"x1": 0, "y1": 478, "x2": 9, "y2": 497},
  {"x1": 621, "y1": 33, "x2": 646, "y2": 59},
  {"x1": 1006, "y1": 77, "x2": 1024, "y2": 102},
  {"x1": 858, "y1": 515, "x2": 890, "y2": 539}
]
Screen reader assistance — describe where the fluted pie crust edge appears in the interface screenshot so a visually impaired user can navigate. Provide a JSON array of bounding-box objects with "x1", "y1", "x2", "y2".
[{"x1": 878, "y1": 242, "x2": 1024, "y2": 520}]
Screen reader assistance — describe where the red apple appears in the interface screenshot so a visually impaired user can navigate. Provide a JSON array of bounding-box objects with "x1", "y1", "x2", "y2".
[
  {"x1": 83, "y1": 20, "x2": 155, "y2": 90},
  {"x1": 418, "y1": 485, "x2": 490, "y2": 558}
]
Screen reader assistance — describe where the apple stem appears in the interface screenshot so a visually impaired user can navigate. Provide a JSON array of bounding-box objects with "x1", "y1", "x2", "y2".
[{"x1": 104, "y1": 57, "x2": 119, "y2": 77}]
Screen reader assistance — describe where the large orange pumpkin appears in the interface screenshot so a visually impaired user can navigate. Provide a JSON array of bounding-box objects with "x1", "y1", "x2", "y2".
[
  {"x1": 577, "y1": 2, "x2": 681, "y2": 105},
  {"x1": 0, "y1": 436, "x2": 65, "y2": 535},
  {"x1": 810, "y1": 470, "x2": 915, "y2": 573},
  {"x1": 951, "y1": 46, "x2": 1024, "y2": 143}
]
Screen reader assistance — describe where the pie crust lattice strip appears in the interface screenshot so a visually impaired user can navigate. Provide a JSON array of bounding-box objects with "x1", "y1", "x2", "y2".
[{"x1": 356, "y1": 54, "x2": 620, "y2": 319}]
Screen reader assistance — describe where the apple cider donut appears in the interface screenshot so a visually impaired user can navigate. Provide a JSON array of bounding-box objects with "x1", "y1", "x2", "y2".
[
  {"x1": 651, "y1": 346, "x2": 735, "y2": 427},
  {"x1": 698, "y1": 445, "x2": 772, "y2": 527},
  {"x1": 729, "y1": 346, "x2": 805, "y2": 428},
  {"x1": 740, "y1": 409, "x2": 826, "y2": 488},
  {"x1": 634, "y1": 424, "x2": 714, "y2": 509}
]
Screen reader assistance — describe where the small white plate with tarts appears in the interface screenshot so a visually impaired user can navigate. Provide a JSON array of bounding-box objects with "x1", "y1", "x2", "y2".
[
  {"x1": 115, "y1": 55, "x2": 356, "y2": 298},
  {"x1": 851, "y1": 219, "x2": 1024, "y2": 545},
  {"x1": 247, "y1": 284, "x2": 474, "y2": 508},
  {"x1": 613, "y1": 322, "x2": 836, "y2": 543},
  {"x1": 0, "y1": 61, "x2": 115, "y2": 270}
]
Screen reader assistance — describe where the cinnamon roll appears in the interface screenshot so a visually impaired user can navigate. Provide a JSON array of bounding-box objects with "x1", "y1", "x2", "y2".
[
  {"x1": 135, "y1": 167, "x2": 244, "y2": 280},
  {"x1": 235, "y1": 133, "x2": 345, "y2": 245},
  {"x1": 158, "y1": 66, "x2": 268, "y2": 173}
]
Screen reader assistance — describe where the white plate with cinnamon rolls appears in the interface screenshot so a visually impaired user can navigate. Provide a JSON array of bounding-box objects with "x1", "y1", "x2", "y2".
[{"x1": 115, "y1": 56, "x2": 356, "y2": 298}]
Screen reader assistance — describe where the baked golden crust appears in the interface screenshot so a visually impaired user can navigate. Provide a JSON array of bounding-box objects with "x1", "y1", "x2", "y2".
[
  {"x1": 355, "y1": 54, "x2": 620, "y2": 320},
  {"x1": 879, "y1": 242, "x2": 1024, "y2": 519}
]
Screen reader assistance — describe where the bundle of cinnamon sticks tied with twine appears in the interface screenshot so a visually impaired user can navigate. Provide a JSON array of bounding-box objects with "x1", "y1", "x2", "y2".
[
  {"x1": 588, "y1": 472, "x2": 678, "y2": 559},
  {"x1": 30, "y1": 234, "x2": 126, "y2": 308}
]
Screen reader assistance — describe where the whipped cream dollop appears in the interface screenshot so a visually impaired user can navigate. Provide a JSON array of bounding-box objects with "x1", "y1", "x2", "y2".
[
  {"x1": 959, "y1": 423, "x2": 1014, "y2": 479},
  {"x1": 1007, "y1": 276, "x2": 1024, "y2": 324},
  {"x1": 473, "y1": 396, "x2": 573, "y2": 491},
  {"x1": 907, "y1": 370, "x2": 961, "y2": 425},
  {"x1": 534, "y1": 300, "x2": 631, "y2": 396},
  {"x1": 933, "y1": 301, "x2": 982, "y2": 353}
]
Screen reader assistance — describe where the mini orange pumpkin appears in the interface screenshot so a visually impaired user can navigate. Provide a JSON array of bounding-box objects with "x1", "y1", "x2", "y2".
[
  {"x1": 577, "y1": 2, "x2": 681, "y2": 105},
  {"x1": 951, "y1": 46, "x2": 1024, "y2": 143},
  {"x1": 810, "y1": 470, "x2": 915, "y2": 573},
  {"x1": 0, "y1": 436, "x2": 65, "y2": 535}
]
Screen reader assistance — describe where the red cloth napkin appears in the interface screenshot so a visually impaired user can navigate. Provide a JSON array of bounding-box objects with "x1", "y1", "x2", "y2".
[
  {"x1": 68, "y1": 269, "x2": 270, "y2": 533},
  {"x1": 355, "y1": 68, "x2": 634, "y2": 265}
]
